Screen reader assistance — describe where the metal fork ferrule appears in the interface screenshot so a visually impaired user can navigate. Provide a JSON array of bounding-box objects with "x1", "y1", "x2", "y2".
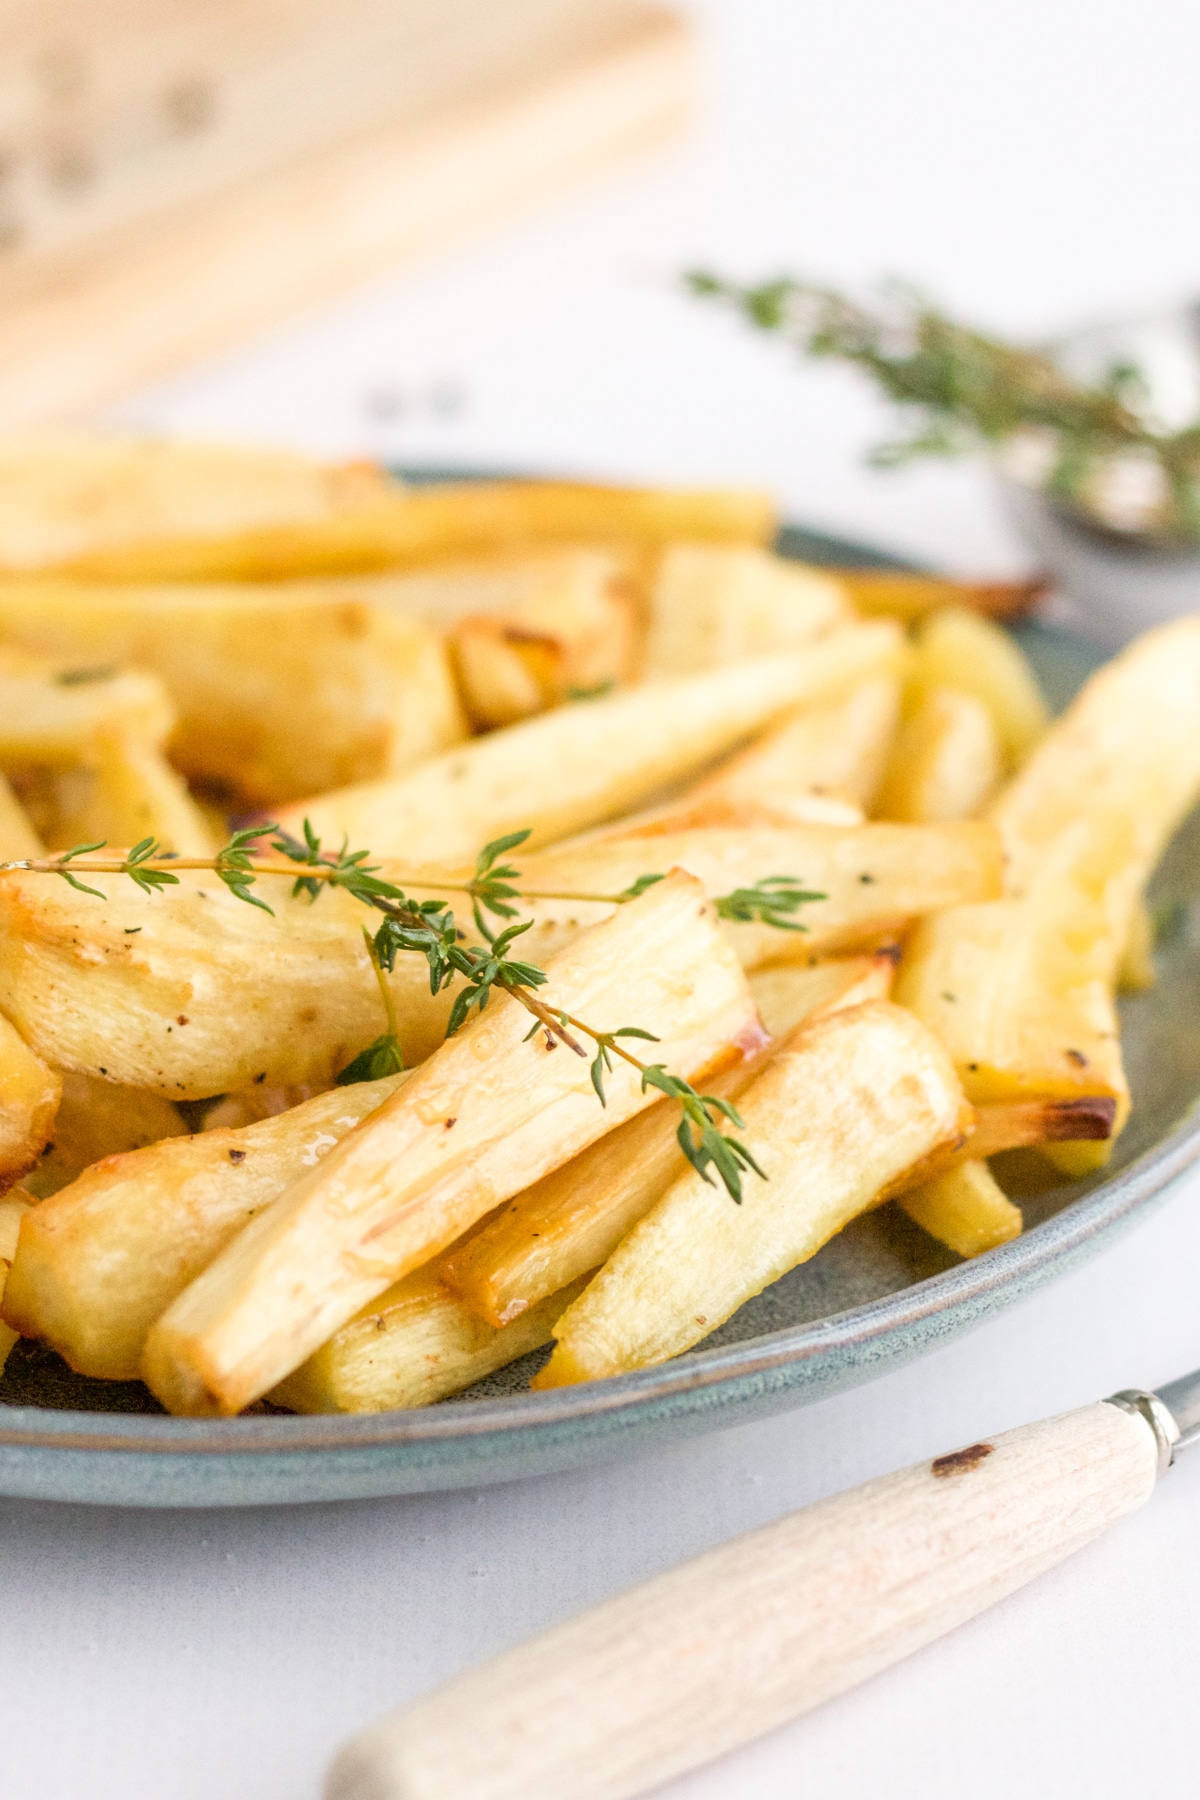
[{"x1": 1105, "y1": 1388, "x2": 1181, "y2": 1478}]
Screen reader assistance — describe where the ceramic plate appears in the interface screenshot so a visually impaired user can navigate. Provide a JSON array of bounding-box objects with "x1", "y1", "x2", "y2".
[{"x1": 1, "y1": 513, "x2": 1198, "y2": 1506}]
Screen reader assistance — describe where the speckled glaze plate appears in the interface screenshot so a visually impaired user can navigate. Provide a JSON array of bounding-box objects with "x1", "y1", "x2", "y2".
[{"x1": 2, "y1": 509, "x2": 1199, "y2": 1506}]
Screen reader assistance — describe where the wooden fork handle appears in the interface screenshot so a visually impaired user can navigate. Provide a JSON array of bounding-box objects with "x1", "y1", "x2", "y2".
[{"x1": 326, "y1": 1401, "x2": 1158, "y2": 1800}]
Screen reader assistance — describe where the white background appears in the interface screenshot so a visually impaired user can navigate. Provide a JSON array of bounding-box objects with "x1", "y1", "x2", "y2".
[{"x1": 8, "y1": 2, "x2": 1200, "y2": 1795}]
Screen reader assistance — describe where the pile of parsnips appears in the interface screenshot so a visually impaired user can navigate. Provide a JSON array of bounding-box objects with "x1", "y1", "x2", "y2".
[{"x1": 0, "y1": 437, "x2": 1191, "y2": 1417}]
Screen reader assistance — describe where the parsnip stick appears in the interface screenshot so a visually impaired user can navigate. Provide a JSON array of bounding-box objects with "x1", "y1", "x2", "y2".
[
  {"x1": 834, "y1": 571, "x2": 1047, "y2": 626},
  {"x1": 0, "y1": 579, "x2": 467, "y2": 807},
  {"x1": 0, "y1": 1013, "x2": 61, "y2": 1186},
  {"x1": 641, "y1": 545, "x2": 847, "y2": 677},
  {"x1": 141, "y1": 872, "x2": 763, "y2": 1416},
  {"x1": 898, "y1": 1161, "x2": 1022, "y2": 1259},
  {"x1": 993, "y1": 614, "x2": 1200, "y2": 896},
  {"x1": 0, "y1": 644, "x2": 173, "y2": 767},
  {"x1": 683, "y1": 677, "x2": 901, "y2": 819},
  {"x1": 896, "y1": 822, "x2": 1130, "y2": 1176},
  {"x1": 45, "y1": 726, "x2": 216, "y2": 856},
  {"x1": 51, "y1": 481, "x2": 777, "y2": 584},
  {"x1": 0, "y1": 437, "x2": 395, "y2": 573},
  {"x1": 949, "y1": 1094, "x2": 1117, "y2": 1161},
  {"x1": 933, "y1": 615, "x2": 1200, "y2": 1176},
  {"x1": 513, "y1": 818, "x2": 1002, "y2": 969},
  {"x1": 0, "y1": 868, "x2": 452, "y2": 1096},
  {"x1": 276, "y1": 625, "x2": 905, "y2": 862},
  {"x1": 910, "y1": 607, "x2": 1049, "y2": 770},
  {"x1": 879, "y1": 1092, "x2": 1117, "y2": 1214},
  {"x1": 0, "y1": 772, "x2": 42, "y2": 859},
  {"x1": 22, "y1": 1072, "x2": 188, "y2": 1201},
  {"x1": 0, "y1": 1195, "x2": 30, "y2": 1371},
  {"x1": 442, "y1": 954, "x2": 897, "y2": 1328},
  {"x1": 535, "y1": 1003, "x2": 967, "y2": 1386},
  {"x1": 270, "y1": 1273, "x2": 589, "y2": 1415},
  {"x1": 874, "y1": 688, "x2": 1001, "y2": 824},
  {"x1": 4, "y1": 1076, "x2": 406, "y2": 1380}
]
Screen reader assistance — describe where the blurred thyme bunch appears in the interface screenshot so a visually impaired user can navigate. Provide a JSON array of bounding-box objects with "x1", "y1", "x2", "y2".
[{"x1": 687, "y1": 270, "x2": 1200, "y2": 543}]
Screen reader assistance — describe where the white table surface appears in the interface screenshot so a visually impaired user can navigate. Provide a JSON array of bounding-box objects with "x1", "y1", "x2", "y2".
[{"x1": 10, "y1": 3, "x2": 1200, "y2": 1795}]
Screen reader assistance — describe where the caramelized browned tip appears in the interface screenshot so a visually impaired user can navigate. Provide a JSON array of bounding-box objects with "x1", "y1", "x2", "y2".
[
  {"x1": 963, "y1": 577, "x2": 1053, "y2": 621},
  {"x1": 1038, "y1": 1095, "x2": 1119, "y2": 1142}
]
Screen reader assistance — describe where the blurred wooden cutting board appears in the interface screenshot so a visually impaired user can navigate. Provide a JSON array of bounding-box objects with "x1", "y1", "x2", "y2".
[{"x1": 0, "y1": 0, "x2": 694, "y2": 428}]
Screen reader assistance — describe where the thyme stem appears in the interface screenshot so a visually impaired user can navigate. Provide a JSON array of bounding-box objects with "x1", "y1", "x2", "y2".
[
  {"x1": 0, "y1": 857, "x2": 817, "y2": 916},
  {"x1": 363, "y1": 927, "x2": 401, "y2": 1042}
]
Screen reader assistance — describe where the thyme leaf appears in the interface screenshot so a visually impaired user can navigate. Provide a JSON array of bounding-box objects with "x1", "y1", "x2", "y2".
[
  {"x1": 55, "y1": 838, "x2": 109, "y2": 899},
  {"x1": 616, "y1": 872, "x2": 667, "y2": 901},
  {"x1": 713, "y1": 875, "x2": 825, "y2": 932},
  {"x1": 640, "y1": 1065, "x2": 766, "y2": 1204},
  {"x1": 335, "y1": 1033, "x2": 406, "y2": 1086}
]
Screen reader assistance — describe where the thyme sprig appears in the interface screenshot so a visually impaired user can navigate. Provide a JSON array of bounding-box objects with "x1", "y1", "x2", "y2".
[
  {"x1": 526, "y1": 1008, "x2": 766, "y2": 1202},
  {"x1": 0, "y1": 826, "x2": 823, "y2": 1202},
  {"x1": 687, "y1": 269, "x2": 1200, "y2": 542},
  {"x1": 0, "y1": 840, "x2": 824, "y2": 929}
]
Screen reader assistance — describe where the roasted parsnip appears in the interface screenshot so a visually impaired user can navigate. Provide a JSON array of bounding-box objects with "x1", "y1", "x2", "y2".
[
  {"x1": 0, "y1": 869, "x2": 453, "y2": 1096},
  {"x1": 903, "y1": 617, "x2": 1200, "y2": 1174},
  {"x1": 897, "y1": 1160, "x2": 1022, "y2": 1259},
  {"x1": 909, "y1": 607, "x2": 1049, "y2": 770},
  {"x1": 0, "y1": 436, "x2": 396, "y2": 573},
  {"x1": 0, "y1": 1013, "x2": 61, "y2": 1185},
  {"x1": 683, "y1": 678, "x2": 901, "y2": 820},
  {"x1": 0, "y1": 581, "x2": 467, "y2": 807},
  {"x1": 4, "y1": 1075, "x2": 405, "y2": 1380},
  {"x1": 441, "y1": 954, "x2": 896, "y2": 1329},
  {"x1": 50, "y1": 480, "x2": 776, "y2": 583},
  {"x1": 513, "y1": 818, "x2": 1003, "y2": 969},
  {"x1": 270, "y1": 1272, "x2": 588, "y2": 1415},
  {"x1": 895, "y1": 826, "x2": 1129, "y2": 1174},
  {"x1": 21, "y1": 1072, "x2": 189, "y2": 1201},
  {"x1": 642, "y1": 544, "x2": 847, "y2": 676},
  {"x1": 535, "y1": 1002, "x2": 968, "y2": 1385},
  {"x1": 992, "y1": 614, "x2": 1200, "y2": 900},
  {"x1": 276, "y1": 625, "x2": 906, "y2": 862},
  {"x1": 874, "y1": 687, "x2": 1001, "y2": 824},
  {"x1": 0, "y1": 1194, "x2": 30, "y2": 1370},
  {"x1": 141, "y1": 872, "x2": 764, "y2": 1416},
  {"x1": 43, "y1": 725, "x2": 216, "y2": 856}
]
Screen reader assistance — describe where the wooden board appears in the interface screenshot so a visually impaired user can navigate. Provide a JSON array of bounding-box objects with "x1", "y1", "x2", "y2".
[{"x1": 0, "y1": 2, "x2": 695, "y2": 428}]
